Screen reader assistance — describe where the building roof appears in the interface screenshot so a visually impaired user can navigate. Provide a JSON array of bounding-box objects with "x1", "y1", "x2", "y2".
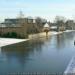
[
  {"x1": 44, "y1": 23, "x2": 49, "y2": 28},
  {"x1": 50, "y1": 26, "x2": 57, "y2": 29}
]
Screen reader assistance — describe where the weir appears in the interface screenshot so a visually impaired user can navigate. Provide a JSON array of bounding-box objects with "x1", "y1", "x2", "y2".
[{"x1": 0, "y1": 38, "x2": 29, "y2": 47}]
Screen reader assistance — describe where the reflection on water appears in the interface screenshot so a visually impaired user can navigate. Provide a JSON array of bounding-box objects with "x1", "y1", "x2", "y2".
[
  {"x1": 1, "y1": 38, "x2": 45, "y2": 62},
  {"x1": 0, "y1": 32, "x2": 75, "y2": 74}
]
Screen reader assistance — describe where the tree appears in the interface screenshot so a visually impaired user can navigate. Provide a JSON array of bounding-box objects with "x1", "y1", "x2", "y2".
[
  {"x1": 36, "y1": 17, "x2": 42, "y2": 24},
  {"x1": 54, "y1": 16, "x2": 66, "y2": 31},
  {"x1": 36, "y1": 17, "x2": 47, "y2": 25},
  {"x1": 35, "y1": 17, "x2": 47, "y2": 32}
]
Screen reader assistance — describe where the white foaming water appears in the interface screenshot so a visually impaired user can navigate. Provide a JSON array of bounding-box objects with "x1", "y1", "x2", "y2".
[{"x1": 0, "y1": 38, "x2": 29, "y2": 47}]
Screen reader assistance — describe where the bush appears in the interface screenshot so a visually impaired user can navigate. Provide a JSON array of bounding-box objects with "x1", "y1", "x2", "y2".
[
  {"x1": 0, "y1": 32, "x2": 28, "y2": 39},
  {"x1": 11, "y1": 32, "x2": 17, "y2": 38},
  {"x1": 1, "y1": 32, "x2": 18, "y2": 38}
]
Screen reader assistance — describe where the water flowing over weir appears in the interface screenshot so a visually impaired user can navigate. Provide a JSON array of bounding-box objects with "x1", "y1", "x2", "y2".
[{"x1": 0, "y1": 38, "x2": 29, "y2": 47}]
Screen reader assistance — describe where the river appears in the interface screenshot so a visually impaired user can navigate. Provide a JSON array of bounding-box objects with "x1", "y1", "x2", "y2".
[{"x1": 0, "y1": 31, "x2": 75, "y2": 74}]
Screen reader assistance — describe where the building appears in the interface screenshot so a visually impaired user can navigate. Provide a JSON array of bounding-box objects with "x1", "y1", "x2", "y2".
[
  {"x1": 0, "y1": 17, "x2": 40, "y2": 38},
  {"x1": 43, "y1": 23, "x2": 50, "y2": 31}
]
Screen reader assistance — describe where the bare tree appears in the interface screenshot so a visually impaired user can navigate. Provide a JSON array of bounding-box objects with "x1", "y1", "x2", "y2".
[
  {"x1": 54, "y1": 16, "x2": 66, "y2": 31},
  {"x1": 35, "y1": 17, "x2": 47, "y2": 32}
]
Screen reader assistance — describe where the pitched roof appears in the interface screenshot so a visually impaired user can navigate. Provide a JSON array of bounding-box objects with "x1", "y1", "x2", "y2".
[{"x1": 44, "y1": 23, "x2": 49, "y2": 27}]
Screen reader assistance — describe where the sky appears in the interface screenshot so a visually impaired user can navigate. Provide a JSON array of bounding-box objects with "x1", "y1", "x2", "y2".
[{"x1": 0, "y1": 0, "x2": 75, "y2": 22}]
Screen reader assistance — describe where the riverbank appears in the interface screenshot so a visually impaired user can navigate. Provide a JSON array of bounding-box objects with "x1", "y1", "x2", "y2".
[
  {"x1": 0, "y1": 32, "x2": 62, "y2": 47},
  {"x1": 29, "y1": 30, "x2": 75, "y2": 39},
  {"x1": 0, "y1": 30, "x2": 75, "y2": 47},
  {"x1": 28, "y1": 31, "x2": 63, "y2": 39}
]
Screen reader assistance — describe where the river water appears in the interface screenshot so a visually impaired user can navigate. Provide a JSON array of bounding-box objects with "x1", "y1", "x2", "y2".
[{"x1": 0, "y1": 31, "x2": 75, "y2": 74}]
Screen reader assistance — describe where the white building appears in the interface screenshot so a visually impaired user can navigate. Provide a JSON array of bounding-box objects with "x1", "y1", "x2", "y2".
[
  {"x1": 44, "y1": 23, "x2": 50, "y2": 28},
  {"x1": 43, "y1": 23, "x2": 50, "y2": 31}
]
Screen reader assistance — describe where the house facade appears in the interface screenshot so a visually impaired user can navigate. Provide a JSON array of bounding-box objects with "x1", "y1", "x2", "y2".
[{"x1": 0, "y1": 18, "x2": 39, "y2": 38}]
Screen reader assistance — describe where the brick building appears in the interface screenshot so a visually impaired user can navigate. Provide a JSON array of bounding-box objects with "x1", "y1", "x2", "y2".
[{"x1": 0, "y1": 18, "x2": 39, "y2": 38}]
